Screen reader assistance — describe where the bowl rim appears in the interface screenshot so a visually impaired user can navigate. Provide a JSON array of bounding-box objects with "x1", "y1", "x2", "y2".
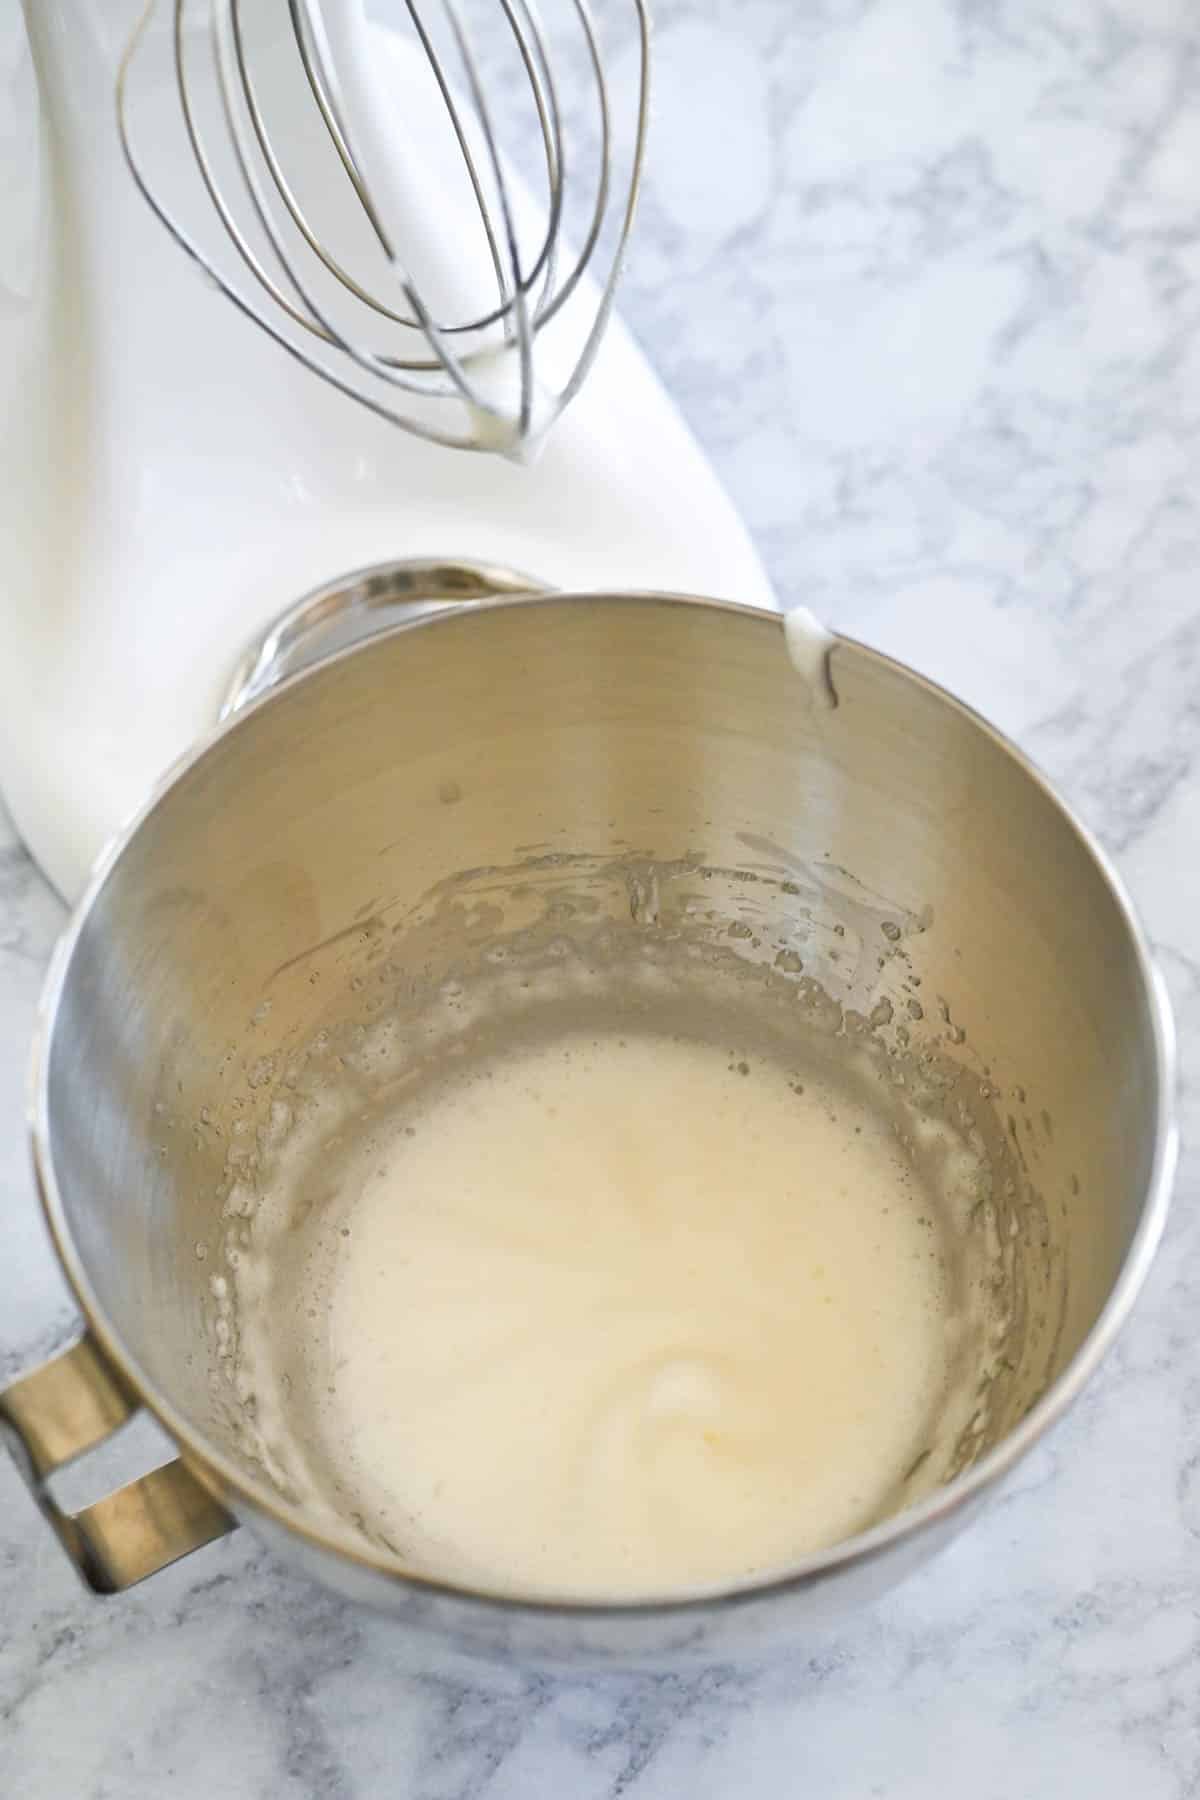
[{"x1": 27, "y1": 588, "x2": 1180, "y2": 1618}]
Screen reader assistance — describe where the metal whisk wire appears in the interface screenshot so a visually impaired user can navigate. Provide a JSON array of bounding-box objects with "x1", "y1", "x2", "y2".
[{"x1": 116, "y1": 0, "x2": 650, "y2": 454}]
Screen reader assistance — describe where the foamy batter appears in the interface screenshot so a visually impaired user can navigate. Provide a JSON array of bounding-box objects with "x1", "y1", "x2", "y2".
[{"x1": 243, "y1": 1029, "x2": 974, "y2": 1601}]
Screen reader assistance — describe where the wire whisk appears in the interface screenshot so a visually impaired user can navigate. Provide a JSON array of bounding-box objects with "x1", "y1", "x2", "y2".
[{"x1": 117, "y1": 0, "x2": 651, "y2": 456}]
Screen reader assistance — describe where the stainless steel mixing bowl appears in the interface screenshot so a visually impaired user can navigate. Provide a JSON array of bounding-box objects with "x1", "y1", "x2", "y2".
[{"x1": 0, "y1": 575, "x2": 1177, "y2": 1666}]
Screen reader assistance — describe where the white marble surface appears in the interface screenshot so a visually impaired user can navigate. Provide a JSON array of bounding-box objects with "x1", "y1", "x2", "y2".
[{"x1": 3, "y1": 0, "x2": 1200, "y2": 1791}]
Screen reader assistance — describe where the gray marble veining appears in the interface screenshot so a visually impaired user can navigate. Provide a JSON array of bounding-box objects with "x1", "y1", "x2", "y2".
[{"x1": 3, "y1": 0, "x2": 1200, "y2": 1793}]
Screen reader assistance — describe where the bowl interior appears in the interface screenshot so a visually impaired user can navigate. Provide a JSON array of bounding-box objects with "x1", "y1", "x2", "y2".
[{"x1": 39, "y1": 595, "x2": 1168, "y2": 1592}]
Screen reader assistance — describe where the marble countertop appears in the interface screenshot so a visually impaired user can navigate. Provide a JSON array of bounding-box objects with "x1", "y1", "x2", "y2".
[{"x1": 4, "y1": 0, "x2": 1200, "y2": 1792}]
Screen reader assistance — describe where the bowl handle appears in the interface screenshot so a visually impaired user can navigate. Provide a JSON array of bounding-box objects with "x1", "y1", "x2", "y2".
[
  {"x1": 0, "y1": 1333, "x2": 234, "y2": 1592},
  {"x1": 220, "y1": 556, "x2": 551, "y2": 717}
]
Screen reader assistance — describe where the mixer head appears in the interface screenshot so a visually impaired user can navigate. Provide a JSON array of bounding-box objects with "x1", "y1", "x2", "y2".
[{"x1": 116, "y1": 0, "x2": 651, "y2": 457}]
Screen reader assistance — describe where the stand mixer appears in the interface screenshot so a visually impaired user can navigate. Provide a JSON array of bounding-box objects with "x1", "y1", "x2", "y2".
[{"x1": 0, "y1": 1, "x2": 773, "y2": 902}]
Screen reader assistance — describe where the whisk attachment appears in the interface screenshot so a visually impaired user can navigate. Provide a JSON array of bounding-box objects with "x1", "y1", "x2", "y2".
[{"x1": 116, "y1": 0, "x2": 651, "y2": 456}]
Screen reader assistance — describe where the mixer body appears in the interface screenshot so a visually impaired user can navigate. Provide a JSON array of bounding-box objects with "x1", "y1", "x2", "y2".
[{"x1": 0, "y1": 0, "x2": 772, "y2": 900}]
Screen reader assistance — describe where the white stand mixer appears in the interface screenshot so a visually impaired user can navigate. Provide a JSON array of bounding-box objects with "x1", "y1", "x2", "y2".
[{"x1": 0, "y1": 1, "x2": 772, "y2": 902}]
